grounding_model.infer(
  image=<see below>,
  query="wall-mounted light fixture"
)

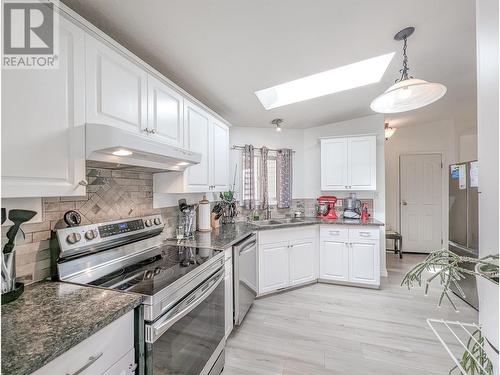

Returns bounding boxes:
[384,123,396,140]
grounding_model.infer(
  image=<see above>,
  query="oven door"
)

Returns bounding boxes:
[145,267,225,375]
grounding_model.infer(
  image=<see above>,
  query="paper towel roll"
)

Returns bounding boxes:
[198,195,211,232]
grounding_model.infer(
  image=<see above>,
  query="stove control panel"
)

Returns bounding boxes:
[56,214,164,259]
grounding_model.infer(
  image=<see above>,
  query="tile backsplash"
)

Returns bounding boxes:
[2,166,180,285]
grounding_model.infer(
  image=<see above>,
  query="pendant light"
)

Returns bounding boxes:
[384,123,396,140]
[271,118,283,132]
[370,27,447,113]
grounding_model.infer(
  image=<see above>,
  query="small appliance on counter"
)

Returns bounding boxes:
[343,193,361,219]
[316,196,338,219]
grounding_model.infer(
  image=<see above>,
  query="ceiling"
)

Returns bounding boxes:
[62,0,477,130]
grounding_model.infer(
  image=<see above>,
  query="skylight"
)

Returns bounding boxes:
[254,52,395,110]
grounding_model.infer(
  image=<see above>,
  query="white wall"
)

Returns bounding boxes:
[476,0,499,349]
[459,133,478,162]
[229,127,305,199]
[384,119,457,249]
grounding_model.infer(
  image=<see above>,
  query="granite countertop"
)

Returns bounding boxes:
[164,217,384,250]
[1,282,143,375]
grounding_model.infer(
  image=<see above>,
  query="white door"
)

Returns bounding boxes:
[147,75,184,147]
[184,101,210,191]
[349,241,378,285]
[289,239,316,286]
[348,136,377,190]
[1,16,86,198]
[319,239,349,281]
[400,154,443,253]
[86,35,148,134]
[211,119,229,191]
[259,242,289,294]
[321,138,348,190]
[224,261,233,338]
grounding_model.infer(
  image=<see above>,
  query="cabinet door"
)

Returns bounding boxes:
[319,239,349,281]
[349,241,379,285]
[211,119,229,191]
[147,75,184,147]
[289,239,316,286]
[86,35,148,134]
[259,242,289,294]
[184,101,210,191]
[1,16,86,198]
[102,349,135,375]
[348,136,376,190]
[321,138,349,190]
[224,262,234,338]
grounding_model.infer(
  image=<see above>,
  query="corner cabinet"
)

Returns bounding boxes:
[153,101,230,194]
[1,15,87,198]
[258,227,318,295]
[320,136,377,191]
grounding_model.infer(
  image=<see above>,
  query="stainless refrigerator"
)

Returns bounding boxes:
[449,160,479,309]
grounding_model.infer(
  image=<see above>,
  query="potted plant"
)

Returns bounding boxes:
[402,249,499,374]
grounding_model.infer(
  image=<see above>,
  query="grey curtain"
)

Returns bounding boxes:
[242,144,255,209]
[276,148,293,208]
[259,146,269,209]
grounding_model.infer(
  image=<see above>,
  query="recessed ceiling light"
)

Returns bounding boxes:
[255,52,395,110]
[112,149,133,156]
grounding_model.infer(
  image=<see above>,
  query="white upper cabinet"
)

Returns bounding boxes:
[1,16,86,198]
[184,101,211,191]
[211,119,230,191]
[321,138,348,190]
[348,136,377,190]
[154,101,230,194]
[320,136,377,191]
[85,34,148,134]
[147,74,184,147]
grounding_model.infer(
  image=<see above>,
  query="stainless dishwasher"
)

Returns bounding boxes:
[233,234,257,326]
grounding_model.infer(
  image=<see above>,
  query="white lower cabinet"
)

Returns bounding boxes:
[258,227,318,295]
[257,225,380,295]
[224,248,234,338]
[32,311,135,375]
[319,226,380,287]
[289,239,317,286]
[319,239,350,282]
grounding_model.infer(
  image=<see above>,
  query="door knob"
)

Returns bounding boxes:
[401,201,408,206]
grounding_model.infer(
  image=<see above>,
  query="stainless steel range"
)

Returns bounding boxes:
[52,215,225,375]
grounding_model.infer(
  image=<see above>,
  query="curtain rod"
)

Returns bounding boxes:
[231,145,296,153]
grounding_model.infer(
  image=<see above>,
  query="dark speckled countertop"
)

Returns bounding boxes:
[1,282,142,375]
[164,217,384,250]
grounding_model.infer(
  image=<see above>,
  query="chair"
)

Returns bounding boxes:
[386,230,403,259]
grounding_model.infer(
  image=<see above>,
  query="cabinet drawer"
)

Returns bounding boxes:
[259,226,317,245]
[32,311,134,375]
[349,228,380,240]
[319,226,349,240]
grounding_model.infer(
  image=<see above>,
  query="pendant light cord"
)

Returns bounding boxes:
[397,36,413,82]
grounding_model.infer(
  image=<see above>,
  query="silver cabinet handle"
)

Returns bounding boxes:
[359,232,371,237]
[401,201,408,206]
[129,363,138,373]
[329,230,340,235]
[65,352,103,375]
[78,179,88,186]
[150,129,156,134]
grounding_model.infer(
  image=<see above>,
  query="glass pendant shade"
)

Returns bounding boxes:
[370,78,447,113]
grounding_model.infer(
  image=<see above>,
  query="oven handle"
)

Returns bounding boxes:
[150,267,224,342]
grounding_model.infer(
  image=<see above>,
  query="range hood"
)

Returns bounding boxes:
[86,124,201,172]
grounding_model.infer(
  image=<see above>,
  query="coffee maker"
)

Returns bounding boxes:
[343,193,361,219]
[316,196,338,219]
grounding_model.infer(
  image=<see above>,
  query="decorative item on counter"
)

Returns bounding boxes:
[210,213,220,229]
[212,190,238,225]
[1,209,37,304]
[361,203,370,223]
[197,195,211,232]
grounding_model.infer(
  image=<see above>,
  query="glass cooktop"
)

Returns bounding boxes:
[88,245,220,296]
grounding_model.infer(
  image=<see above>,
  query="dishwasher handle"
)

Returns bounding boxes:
[234,234,257,254]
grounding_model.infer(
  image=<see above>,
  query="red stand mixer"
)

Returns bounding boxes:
[316,196,338,219]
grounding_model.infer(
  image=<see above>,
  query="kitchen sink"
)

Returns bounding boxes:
[250,218,308,227]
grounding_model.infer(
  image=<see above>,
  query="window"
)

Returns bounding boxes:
[241,152,277,207]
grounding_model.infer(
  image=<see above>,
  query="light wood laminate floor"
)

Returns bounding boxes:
[224,253,478,375]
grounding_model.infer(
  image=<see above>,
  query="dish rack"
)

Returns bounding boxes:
[427,318,495,374]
